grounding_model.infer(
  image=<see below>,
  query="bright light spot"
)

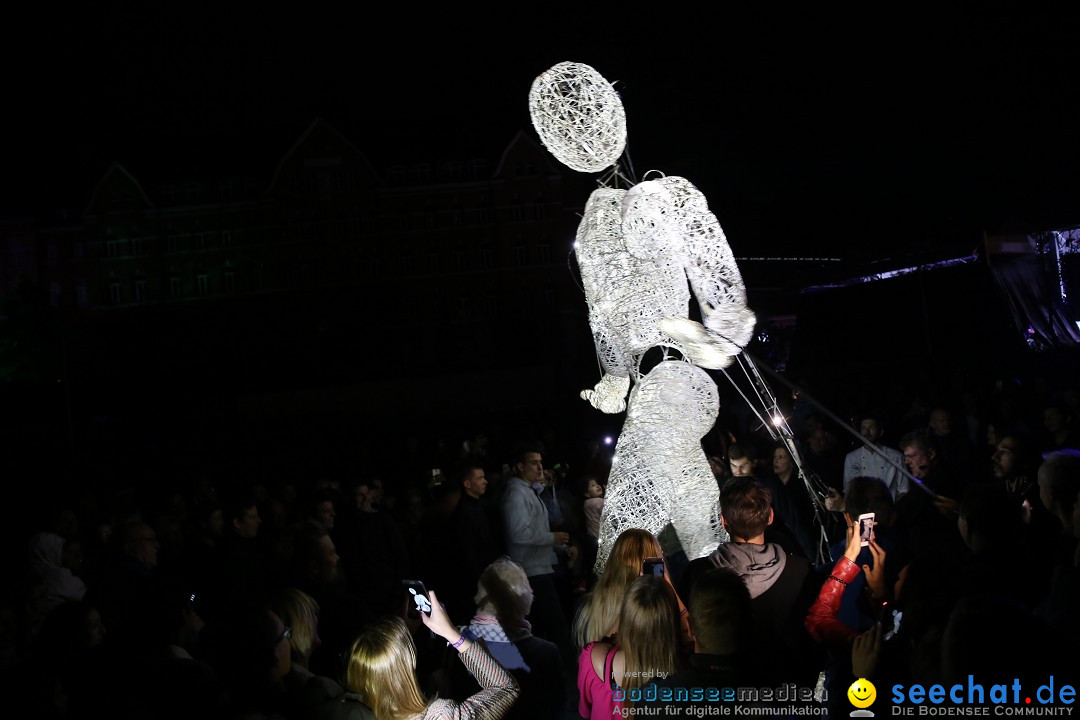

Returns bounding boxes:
[573,241,580,250]
[772,414,784,426]
[603,435,613,445]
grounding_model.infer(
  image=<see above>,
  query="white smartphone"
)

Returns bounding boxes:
[857,512,875,547]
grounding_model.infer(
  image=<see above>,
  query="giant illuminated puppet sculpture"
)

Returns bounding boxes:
[529,62,757,572]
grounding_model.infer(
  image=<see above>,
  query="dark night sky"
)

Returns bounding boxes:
[5,7,1080,257]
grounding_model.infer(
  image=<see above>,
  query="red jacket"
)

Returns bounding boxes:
[804,556,861,648]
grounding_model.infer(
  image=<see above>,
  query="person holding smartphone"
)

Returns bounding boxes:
[344,587,520,720]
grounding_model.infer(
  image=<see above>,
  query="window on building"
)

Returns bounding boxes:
[222,230,232,247]
[539,243,551,264]
[224,271,235,293]
[109,281,123,305]
[195,233,206,250]
[481,248,494,269]
[511,196,523,222]
[253,267,264,290]
[76,283,88,308]
[513,245,526,267]
[170,276,182,299]
[131,238,145,256]
[536,194,549,219]
[134,279,147,303]
[106,240,119,258]
[49,281,62,307]
[197,274,209,295]
[166,235,178,254]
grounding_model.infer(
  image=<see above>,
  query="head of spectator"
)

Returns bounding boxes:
[929,407,953,437]
[857,411,887,445]
[686,567,752,657]
[190,500,225,547]
[345,617,428,720]
[806,425,835,457]
[843,476,896,529]
[772,443,796,482]
[474,556,533,628]
[270,587,322,670]
[512,443,545,487]
[990,432,1040,483]
[306,490,337,531]
[1038,449,1080,531]
[1043,401,1077,447]
[224,493,261,540]
[459,462,488,500]
[584,477,605,500]
[719,477,773,542]
[289,520,341,587]
[120,520,160,571]
[899,429,941,481]
[616,575,681,697]
[350,480,375,513]
[727,443,755,478]
[203,597,291,715]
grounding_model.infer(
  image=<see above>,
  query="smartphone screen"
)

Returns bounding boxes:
[402,579,432,618]
[857,513,875,547]
[643,557,665,577]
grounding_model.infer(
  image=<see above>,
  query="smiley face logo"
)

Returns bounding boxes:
[848,678,876,709]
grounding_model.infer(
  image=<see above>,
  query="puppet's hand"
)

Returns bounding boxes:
[581,374,630,413]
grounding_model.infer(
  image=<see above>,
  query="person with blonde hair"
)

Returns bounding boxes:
[270,587,323,671]
[571,528,688,650]
[577,575,682,719]
[344,587,519,720]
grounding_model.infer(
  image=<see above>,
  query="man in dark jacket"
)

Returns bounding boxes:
[682,477,824,688]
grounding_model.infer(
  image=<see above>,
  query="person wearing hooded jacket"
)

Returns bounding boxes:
[681,477,825,688]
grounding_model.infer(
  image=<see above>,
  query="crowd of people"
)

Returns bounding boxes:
[5,363,1080,719]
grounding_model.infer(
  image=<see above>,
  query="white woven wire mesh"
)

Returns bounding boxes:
[530,63,759,575]
[593,361,729,573]
[528,62,627,173]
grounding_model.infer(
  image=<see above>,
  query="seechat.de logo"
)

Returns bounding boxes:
[890,676,1075,716]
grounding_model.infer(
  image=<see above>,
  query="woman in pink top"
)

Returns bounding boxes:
[577,575,682,720]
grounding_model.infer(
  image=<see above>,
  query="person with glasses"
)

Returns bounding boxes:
[201,597,295,719]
